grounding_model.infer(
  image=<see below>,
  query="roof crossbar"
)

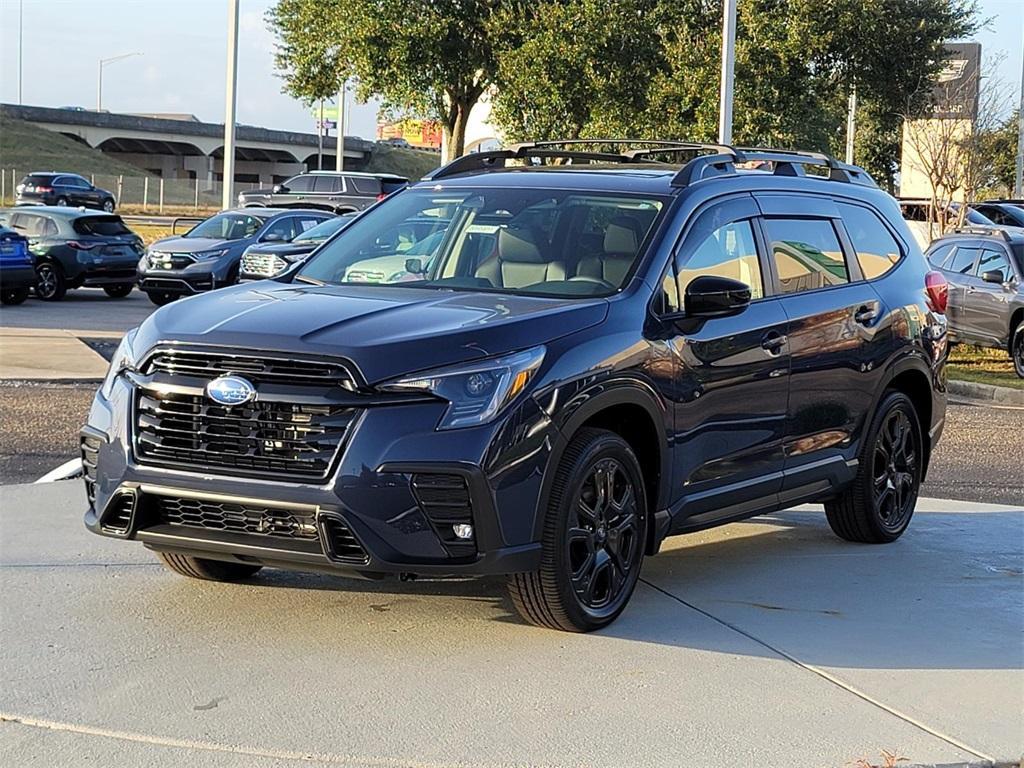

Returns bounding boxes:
[952,226,1012,241]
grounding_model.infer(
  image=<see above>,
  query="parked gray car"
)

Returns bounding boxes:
[237,171,407,214]
[926,227,1024,377]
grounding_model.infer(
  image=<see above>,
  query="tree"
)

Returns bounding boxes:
[268,0,506,161]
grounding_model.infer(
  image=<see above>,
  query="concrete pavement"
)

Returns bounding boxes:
[0,327,118,380]
[1,481,1020,767]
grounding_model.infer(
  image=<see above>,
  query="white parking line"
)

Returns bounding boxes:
[33,458,82,484]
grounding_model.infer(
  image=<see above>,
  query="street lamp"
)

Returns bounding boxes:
[97,52,142,112]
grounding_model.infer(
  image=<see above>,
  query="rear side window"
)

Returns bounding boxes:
[23,174,55,187]
[313,176,341,193]
[947,246,979,275]
[764,218,849,294]
[836,203,901,279]
[677,220,764,300]
[74,216,130,236]
[12,213,51,236]
[380,178,408,195]
[926,243,955,269]
[976,248,1011,280]
[347,177,380,195]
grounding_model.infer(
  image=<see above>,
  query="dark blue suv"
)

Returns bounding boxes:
[83,141,949,632]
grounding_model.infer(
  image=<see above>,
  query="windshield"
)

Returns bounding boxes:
[293,215,352,243]
[297,187,665,297]
[186,212,266,241]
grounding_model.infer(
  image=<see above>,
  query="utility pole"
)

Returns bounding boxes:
[717,0,737,145]
[97,52,141,112]
[222,0,239,211]
[335,80,346,172]
[845,88,857,165]
[1015,22,1023,198]
[317,99,324,170]
[17,0,23,104]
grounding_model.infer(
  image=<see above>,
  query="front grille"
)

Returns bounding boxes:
[411,474,477,558]
[241,251,288,278]
[81,433,102,506]
[135,389,358,480]
[148,251,196,269]
[156,495,320,540]
[145,350,357,389]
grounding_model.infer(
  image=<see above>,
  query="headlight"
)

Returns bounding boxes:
[379,346,545,430]
[196,249,229,260]
[99,329,139,400]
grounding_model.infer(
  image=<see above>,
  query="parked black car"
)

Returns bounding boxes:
[84,142,948,632]
[137,208,333,305]
[239,213,354,280]
[0,207,142,300]
[237,171,407,213]
[16,172,117,212]
[926,226,1024,377]
[0,225,35,305]
[973,201,1024,228]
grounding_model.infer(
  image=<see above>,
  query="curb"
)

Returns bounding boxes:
[948,379,1024,406]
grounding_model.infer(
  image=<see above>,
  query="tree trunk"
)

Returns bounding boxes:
[446,102,471,162]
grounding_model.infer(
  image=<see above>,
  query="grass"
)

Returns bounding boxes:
[947,344,1022,390]
[364,143,440,179]
[130,223,174,247]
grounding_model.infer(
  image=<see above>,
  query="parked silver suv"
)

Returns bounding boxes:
[238,171,407,214]
[926,227,1024,377]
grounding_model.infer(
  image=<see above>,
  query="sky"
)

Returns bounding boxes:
[0,0,1021,140]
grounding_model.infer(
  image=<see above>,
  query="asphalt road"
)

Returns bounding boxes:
[1,482,1019,766]
[0,287,155,332]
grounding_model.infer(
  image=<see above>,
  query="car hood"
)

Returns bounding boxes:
[150,237,234,253]
[135,282,608,383]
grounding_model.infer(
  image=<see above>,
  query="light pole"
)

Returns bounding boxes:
[18,0,23,104]
[1015,19,1023,198]
[717,0,737,145]
[97,52,141,112]
[222,0,239,211]
[335,79,346,172]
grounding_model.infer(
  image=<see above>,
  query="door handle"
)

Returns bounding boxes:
[761,331,787,354]
[854,304,879,325]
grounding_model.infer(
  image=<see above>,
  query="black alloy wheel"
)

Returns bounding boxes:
[870,407,919,534]
[35,262,66,301]
[1013,323,1024,379]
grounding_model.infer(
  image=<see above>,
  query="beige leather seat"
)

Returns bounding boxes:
[474,226,566,288]
[576,217,642,286]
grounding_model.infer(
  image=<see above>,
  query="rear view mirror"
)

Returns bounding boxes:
[405,258,425,274]
[684,275,751,318]
[981,269,1005,285]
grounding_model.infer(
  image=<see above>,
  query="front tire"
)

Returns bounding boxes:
[35,262,66,301]
[1012,321,1023,379]
[103,283,133,298]
[102,198,115,213]
[507,428,647,632]
[1,287,30,305]
[156,552,262,582]
[825,391,923,543]
[146,290,177,306]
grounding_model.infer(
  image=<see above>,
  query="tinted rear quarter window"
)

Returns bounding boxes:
[764,218,849,294]
[836,202,902,279]
[313,176,340,193]
[926,242,955,269]
[947,246,979,275]
[23,174,55,187]
[977,248,1011,279]
[347,177,380,195]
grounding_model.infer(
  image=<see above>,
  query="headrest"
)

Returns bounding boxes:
[604,217,640,255]
[498,226,545,263]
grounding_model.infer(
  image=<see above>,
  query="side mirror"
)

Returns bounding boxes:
[684,275,751,318]
[273,184,288,194]
[262,232,285,242]
[405,257,425,274]
[981,269,1005,285]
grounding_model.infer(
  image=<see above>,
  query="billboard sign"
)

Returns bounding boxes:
[927,42,981,120]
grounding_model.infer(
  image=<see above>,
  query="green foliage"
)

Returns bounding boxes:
[267,0,349,104]
[983,110,1021,195]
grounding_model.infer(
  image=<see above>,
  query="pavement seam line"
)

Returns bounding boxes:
[638,579,998,764]
[0,713,552,768]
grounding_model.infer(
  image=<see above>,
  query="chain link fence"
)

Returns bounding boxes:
[0,167,265,215]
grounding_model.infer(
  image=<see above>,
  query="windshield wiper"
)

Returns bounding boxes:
[293,275,325,286]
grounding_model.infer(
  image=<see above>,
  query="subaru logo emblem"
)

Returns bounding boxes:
[205,375,256,406]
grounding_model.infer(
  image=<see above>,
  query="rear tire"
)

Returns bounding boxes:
[156,552,262,582]
[103,283,133,298]
[507,428,647,632]
[35,262,66,301]
[1012,321,1023,379]
[102,199,115,213]
[1,287,30,305]
[55,196,69,207]
[825,391,922,543]
[146,290,177,306]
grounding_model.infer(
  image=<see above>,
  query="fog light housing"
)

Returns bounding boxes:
[452,524,474,540]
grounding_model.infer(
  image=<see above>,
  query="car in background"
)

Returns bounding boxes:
[15,172,117,212]
[0,207,143,301]
[925,226,1023,377]
[237,171,407,214]
[973,201,1024,228]
[239,213,354,280]
[0,225,35,305]
[899,199,998,250]
[137,208,333,305]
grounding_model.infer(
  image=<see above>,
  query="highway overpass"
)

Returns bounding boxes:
[1,103,374,185]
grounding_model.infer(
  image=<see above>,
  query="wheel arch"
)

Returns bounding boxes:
[534,381,670,554]
[1009,307,1023,353]
[878,362,935,479]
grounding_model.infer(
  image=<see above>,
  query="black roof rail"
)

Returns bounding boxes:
[952,226,1013,241]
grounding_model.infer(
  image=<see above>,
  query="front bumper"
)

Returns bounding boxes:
[82,369,553,577]
[137,256,236,295]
